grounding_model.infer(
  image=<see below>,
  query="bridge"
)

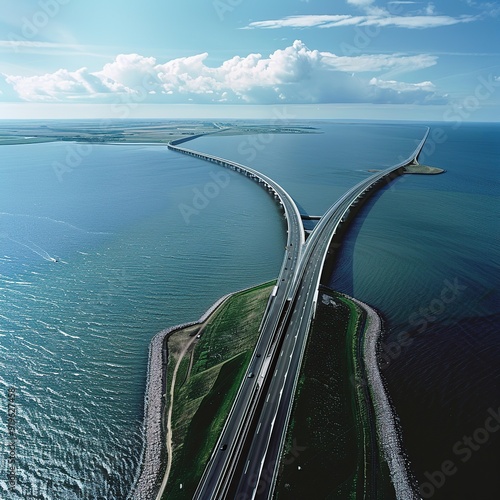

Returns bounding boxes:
[166,139,306,499]
[166,128,429,499]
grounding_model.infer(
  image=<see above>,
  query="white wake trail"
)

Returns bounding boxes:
[3,235,56,262]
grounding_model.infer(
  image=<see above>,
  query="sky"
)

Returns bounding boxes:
[0,0,498,121]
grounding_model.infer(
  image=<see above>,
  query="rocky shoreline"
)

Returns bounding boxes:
[350,295,420,499]
[129,287,253,499]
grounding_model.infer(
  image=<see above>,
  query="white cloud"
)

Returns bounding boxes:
[3,40,443,106]
[4,68,113,102]
[369,78,443,103]
[97,53,159,92]
[347,0,388,16]
[425,3,436,15]
[0,41,90,56]
[370,77,436,92]
[321,52,437,72]
[462,1,500,17]
[245,12,479,30]
[242,15,353,29]
[363,14,476,28]
[0,41,64,49]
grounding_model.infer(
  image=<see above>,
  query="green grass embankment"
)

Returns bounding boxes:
[162,281,275,499]
[275,287,394,499]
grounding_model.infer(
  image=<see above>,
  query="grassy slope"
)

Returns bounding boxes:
[162,281,274,499]
[275,288,393,499]
[275,288,360,498]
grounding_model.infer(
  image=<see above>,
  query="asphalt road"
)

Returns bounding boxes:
[167,142,306,499]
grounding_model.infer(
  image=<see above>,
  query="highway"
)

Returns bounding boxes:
[167,140,306,499]
[233,128,430,499]
[167,128,429,499]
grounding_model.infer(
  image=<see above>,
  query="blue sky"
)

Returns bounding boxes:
[0,0,498,120]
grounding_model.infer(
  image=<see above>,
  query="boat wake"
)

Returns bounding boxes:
[2,235,58,263]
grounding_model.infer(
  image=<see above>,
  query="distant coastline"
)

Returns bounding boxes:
[0,121,318,146]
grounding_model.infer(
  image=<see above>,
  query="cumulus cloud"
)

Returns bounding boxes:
[98,53,158,91]
[3,40,443,105]
[5,68,113,102]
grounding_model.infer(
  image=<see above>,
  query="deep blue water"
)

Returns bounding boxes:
[336,123,500,499]
[0,121,498,499]
[192,121,500,499]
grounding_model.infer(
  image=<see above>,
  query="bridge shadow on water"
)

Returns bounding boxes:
[326,183,393,296]
[294,199,308,218]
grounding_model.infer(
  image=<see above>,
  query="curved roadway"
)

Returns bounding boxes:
[167,140,305,499]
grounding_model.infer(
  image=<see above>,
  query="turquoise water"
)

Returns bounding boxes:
[0,122,498,499]
[0,142,283,499]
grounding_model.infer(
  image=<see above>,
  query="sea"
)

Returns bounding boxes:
[0,120,498,499]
